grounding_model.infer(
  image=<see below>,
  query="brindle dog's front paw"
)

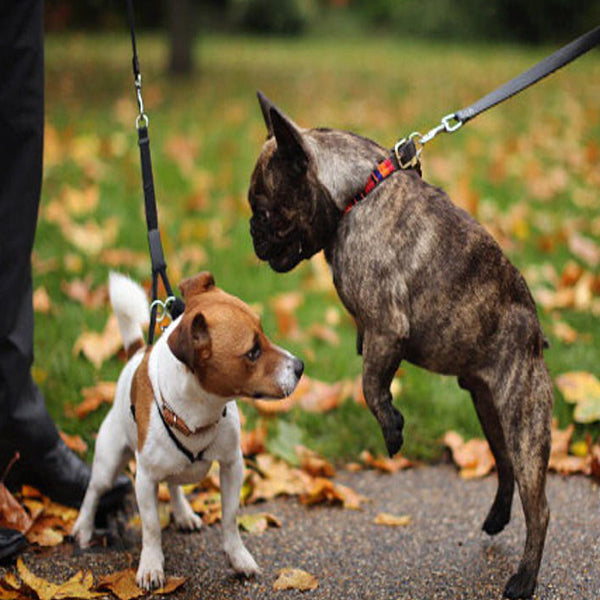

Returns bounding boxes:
[381,406,404,457]
[503,568,536,599]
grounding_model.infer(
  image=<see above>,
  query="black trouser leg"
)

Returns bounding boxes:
[0,0,59,462]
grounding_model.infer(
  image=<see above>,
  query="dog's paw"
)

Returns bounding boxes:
[136,549,165,591]
[71,517,93,548]
[173,508,203,532]
[382,406,404,457]
[482,503,511,536]
[227,545,260,577]
[503,568,536,599]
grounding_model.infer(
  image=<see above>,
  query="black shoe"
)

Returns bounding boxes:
[0,528,26,562]
[5,439,132,513]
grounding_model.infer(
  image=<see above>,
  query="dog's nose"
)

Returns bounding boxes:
[293,358,304,379]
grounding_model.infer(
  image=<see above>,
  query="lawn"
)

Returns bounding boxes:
[35,32,600,463]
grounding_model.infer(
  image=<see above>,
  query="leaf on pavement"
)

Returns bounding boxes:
[237,512,281,535]
[0,483,32,534]
[71,381,116,419]
[95,569,145,600]
[374,512,412,527]
[73,314,122,369]
[299,477,367,510]
[548,422,590,475]
[556,371,600,423]
[360,450,414,473]
[443,431,495,479]
[297,446,335,478]
[273,568,318,591]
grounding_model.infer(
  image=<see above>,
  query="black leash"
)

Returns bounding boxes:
[394,25,600,168]
[125,0,185,345]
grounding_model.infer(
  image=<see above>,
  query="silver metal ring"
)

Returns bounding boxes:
[136,113,149,130]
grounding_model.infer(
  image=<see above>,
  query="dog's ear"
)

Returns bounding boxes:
[257,90,276,137]
[168,311,211,369]
[269,106,310,170]
[179,272,215,300]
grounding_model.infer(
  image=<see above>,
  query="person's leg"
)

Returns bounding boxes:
[0,0,130,519]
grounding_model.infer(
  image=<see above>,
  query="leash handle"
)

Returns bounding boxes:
[125,0,185,345]
[397,25,600,157]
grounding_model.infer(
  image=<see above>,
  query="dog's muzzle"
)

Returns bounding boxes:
[250,213,308,273]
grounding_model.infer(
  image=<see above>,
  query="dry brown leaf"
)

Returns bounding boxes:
[246,455,309,504]
[189,491,221,525]
[237,512,281,534]
[153,577,187,595]
[299,477,367,510]
[374,512,412,527]
[59,431,88,455]
[73,314,122,369]
[297,378,345,413]
[61,278,108,309]
[26,525,63,547]
[443,431,495,479]
[568,233,600,267]
[307,323,340,346]
[72,381,116,419]
[0,586,22,600]
[548,422,590,475]
[251,376,309,415]
[0,483,32,534]
[270,292,304,339]
[551,320,578,344]
[33,287,52,314]
[273,568,318,591]
[240,424,267,456]
[298,447,335,478]
[95,569,145,600]
[99,248,148,270]
[360,450,413,473]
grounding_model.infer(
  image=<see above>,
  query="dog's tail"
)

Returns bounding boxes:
[109,272,149,358]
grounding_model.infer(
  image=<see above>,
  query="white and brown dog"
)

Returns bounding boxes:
[72,271,303,589]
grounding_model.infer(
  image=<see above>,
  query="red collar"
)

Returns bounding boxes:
[344,141,422,214]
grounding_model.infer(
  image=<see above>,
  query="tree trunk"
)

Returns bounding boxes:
[167,0,194,75]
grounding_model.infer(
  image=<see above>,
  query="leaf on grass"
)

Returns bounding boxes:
[33,287,52,314]
[374,512,412,527]
[71,381,116,419]
[0,483,32,534]
[59,431,88,455]
[61,278,108,309]
[297,378,345,413]
[307,323,340,346]
[568,233,600,268]
[73,314,122,369]
[443,431,495,479]
[551,320,579,344]
[556,371,600,423]
[270,292,304,339]
[360,450,413,473]
[273,568,318,591]
[237,512,281,535]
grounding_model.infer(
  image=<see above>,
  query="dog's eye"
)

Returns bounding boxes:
[245,340,262,362]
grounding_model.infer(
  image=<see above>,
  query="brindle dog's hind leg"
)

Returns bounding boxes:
[459,375,515,535]
[361,329,405,457]
[500,358,553,600]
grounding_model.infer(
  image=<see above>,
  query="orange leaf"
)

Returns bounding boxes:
[443,431,495,479]
[360,450,413,473]
[0,483,32,534]
[59,431,88,455]
[33,287,52,314]
[73,314,122,369]
[61,278,108,309]
[71,381,116,419]
[96,569,145,600]
[270,292,304,338]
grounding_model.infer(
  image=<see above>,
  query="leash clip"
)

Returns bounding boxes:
[134,73,149,130]
[394,132,422,169]
[150,296,177,328]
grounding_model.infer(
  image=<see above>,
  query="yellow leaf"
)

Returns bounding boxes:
[374,512,412,527]
[17,558,60,600]
[556,371,600,423]
[273,568,318,591]
[96,569,144,600]
[73,314,123,370]
[237,512,281,535]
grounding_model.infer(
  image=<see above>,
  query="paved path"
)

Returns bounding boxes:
[3,466,599,599]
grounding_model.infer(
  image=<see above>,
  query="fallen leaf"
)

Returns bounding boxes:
[0,483,32,534]
[61,278,108,309]
[73,314,123,369]
[59,431,88,455]
[374,512,412,526]
[99,248,148,270]
[237,512,281,535]
[273,568,318,591]
[556,371,600,423]
[299,477,367,510]
[240,424,267,457]
[33,287,52,314]
[548,421,590,475]
[153,577,187,595]
[26,523,63,547]
[443,431,495,479]
[360,450,413,473]
[551,320,578,344]
[307,323,340,346]
[297,378,345,413]
[568,233,600,267]
[270,292,304,339]
[297,447,335,478]
[71,381,116,419]
[96,569,145,600]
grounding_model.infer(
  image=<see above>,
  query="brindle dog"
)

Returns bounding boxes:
[248,93,553,599]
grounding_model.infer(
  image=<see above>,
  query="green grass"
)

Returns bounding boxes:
[35,32,600,463]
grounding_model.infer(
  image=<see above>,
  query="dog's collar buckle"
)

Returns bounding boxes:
[345,141,421,214]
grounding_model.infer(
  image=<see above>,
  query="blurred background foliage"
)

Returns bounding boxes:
[46,0,600,75]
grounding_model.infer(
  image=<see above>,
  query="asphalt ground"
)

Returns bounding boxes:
[2,466,599,600]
